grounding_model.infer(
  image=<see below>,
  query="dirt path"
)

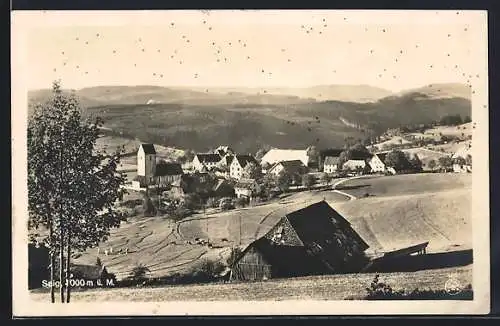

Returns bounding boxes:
[331,175,374,200]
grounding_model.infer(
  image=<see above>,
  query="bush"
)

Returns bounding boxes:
[142,193,156,217]
[182,193,202,210]
[235,196,249,208]
[206,197,219,208]
[129,264,151,282]
[219,197,235,211]
[170,205,192,221]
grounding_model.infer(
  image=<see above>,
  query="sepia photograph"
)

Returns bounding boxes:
[11,9,490,316]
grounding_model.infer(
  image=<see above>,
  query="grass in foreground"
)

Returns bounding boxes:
[30,265,472,302]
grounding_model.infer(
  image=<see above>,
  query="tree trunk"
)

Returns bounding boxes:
[59,230,65,303]
[65,232,71,303]
[48,221,55,303]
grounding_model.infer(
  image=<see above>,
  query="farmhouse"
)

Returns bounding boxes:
[230,201,370,282]
[168,173,215,199]
[234,178,259,199]
[342,159,367,171]
[192,153,222,172]
[261,149,310,167]
[267,160,307,177]
[368,152,388,173]
[318,149,343,172]
[230,154,259,180]
[323,156,340,174]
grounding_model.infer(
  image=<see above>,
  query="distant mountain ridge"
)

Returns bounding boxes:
[28,83,470,108]
[28,83,471,153]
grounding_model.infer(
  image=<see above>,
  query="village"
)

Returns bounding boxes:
[28,115,473,295]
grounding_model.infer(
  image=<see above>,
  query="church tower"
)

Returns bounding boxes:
[137,144,157,185]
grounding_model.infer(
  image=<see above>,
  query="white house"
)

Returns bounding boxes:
[260,149,309,167]
[137,144,157,186]
[343,159,366,171]
[267,160,307,177]
[234,178,259,199]
[323,156,340,174]
[368,153,388,173]
[230,155,259,180]
[192,153,222,172]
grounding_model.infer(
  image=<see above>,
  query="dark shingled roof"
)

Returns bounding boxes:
[155,162,183,176]
[374,152,388,163]
[236,201,370,277]
[324,156,340,166]
[140,143,156,155]
[196,153,222,163]
[234,154,258,168]
[319,149,343,160]
[221,155,234,166]
[283,201,368,249]
[270,160,306,174]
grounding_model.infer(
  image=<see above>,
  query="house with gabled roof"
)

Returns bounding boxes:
[154,161,184,187]
[230,201,370,282]
[192,153,222,172]
[267,160,308,177]
[318,149,343,172]
[261,149,310,167]
[368,152,388,174]
[230,154,259,180]
[323,156,340,174]
[234,178,259,199]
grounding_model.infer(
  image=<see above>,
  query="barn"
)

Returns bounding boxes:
[229,201,370,282]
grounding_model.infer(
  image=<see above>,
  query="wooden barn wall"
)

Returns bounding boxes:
[231,247,272,281]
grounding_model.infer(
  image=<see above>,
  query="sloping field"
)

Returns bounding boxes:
[30,265,471,302]
[333,174,471,253]
[73,174,470,280]
[336,173,471,198]
[336,189,471,253]
[73,189,349,279]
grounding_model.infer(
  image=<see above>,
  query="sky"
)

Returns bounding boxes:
[16,10,487,92]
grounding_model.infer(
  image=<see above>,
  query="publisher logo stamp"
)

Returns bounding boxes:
[445,274,462,295]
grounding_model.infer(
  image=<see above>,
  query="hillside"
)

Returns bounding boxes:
[28,83,471,153]
[397,83,471,100]
[70,173,471,281]
[334,174,472,253]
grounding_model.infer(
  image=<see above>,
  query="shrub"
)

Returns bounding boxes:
[129,264,150,282]
[170,206,192,221]
[206,197,218,208]
[142,193,156,217]
[235,196,249,208]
